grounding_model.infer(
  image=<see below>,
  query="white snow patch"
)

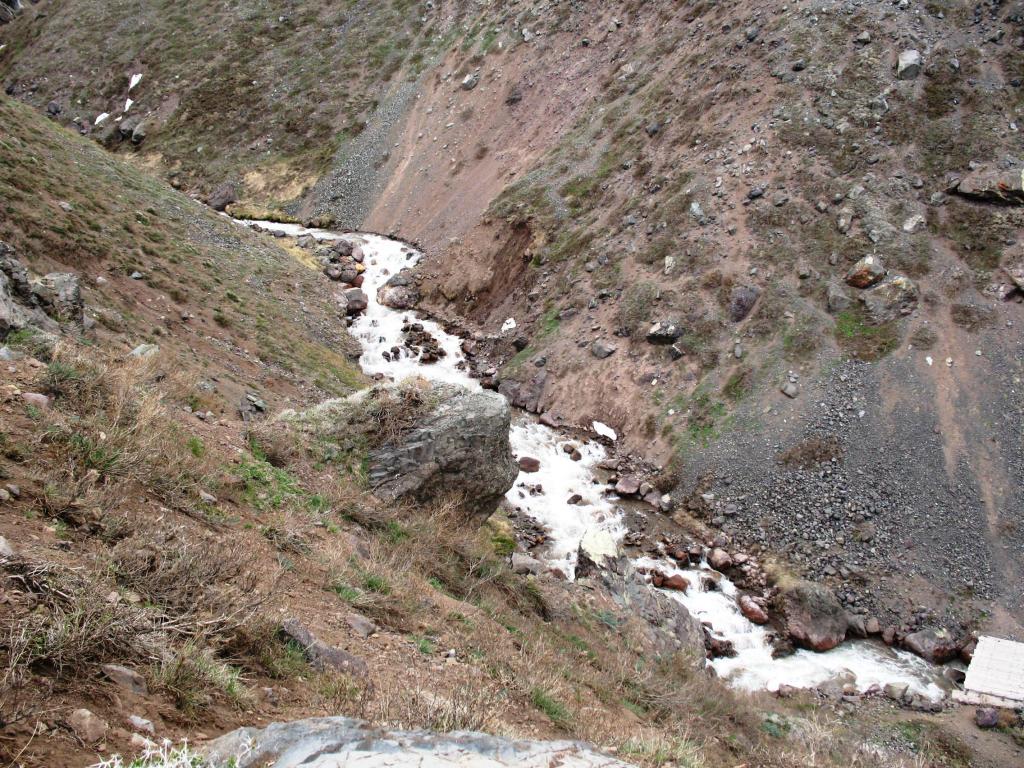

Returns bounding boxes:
[501,317,517,333]
[124,97,134,113]
[592,421,617,441]
[94,112,110,126]
[128,73,143,91]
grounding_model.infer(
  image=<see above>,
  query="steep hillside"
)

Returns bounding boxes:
[2,1,1024,765]
[4,95,999,768]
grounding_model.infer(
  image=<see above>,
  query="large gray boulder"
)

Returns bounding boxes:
[0,242,64,336]
[32,272,84,326]
[288,382,517,519]
[367,383,516,517]
[778,580,849,652]
[204,717,637,767]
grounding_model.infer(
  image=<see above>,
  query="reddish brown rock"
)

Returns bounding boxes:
[517,456,541,473]
[661,573,689,592]
[902,627,960,664]
[614,475,641,495]
[845,255,886,288]
[707,548,733,570]
[738,595,769,624]
[779,581,848,652]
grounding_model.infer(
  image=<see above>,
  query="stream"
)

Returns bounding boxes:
[238,220,951,702]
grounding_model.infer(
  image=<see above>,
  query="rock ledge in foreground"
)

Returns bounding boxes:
[203,716,638,767]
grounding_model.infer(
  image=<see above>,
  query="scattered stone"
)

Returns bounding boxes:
[897,49,922,80]
[511,552,544,575]
[126,715,155,736]
[708,548,733,570]
[101,664,148,695]
[345,613,378,638]
[975,707,999,729]
[518,456,541,473]
[281,618,368,677]
[208,182,238,212]
[728,284,760,321]
[0,536,14,558]
[20,392,50,409]
[129,343,159,358]
[845,255,886,288]
[861,275,918,323]
[780,381,799,399]
[68,708,108,743]
[460,73,479,90]
[646,321,683,344]
[827,283,852,314]
[590,340,617,359]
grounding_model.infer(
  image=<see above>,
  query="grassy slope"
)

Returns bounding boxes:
[0,100,956,768]
[0,95,364,406]
[0,0,447,208]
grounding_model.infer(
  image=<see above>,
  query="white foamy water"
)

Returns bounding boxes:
[505,420,625,574]
[237,219,946,698]
[633,556,947,699]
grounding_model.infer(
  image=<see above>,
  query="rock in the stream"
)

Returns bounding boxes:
[738,595,769,624]
[902,627,960,664]
[778,581,848,652]
[378,271,420,310]
[518,456,541,473]
[204,716,639,768]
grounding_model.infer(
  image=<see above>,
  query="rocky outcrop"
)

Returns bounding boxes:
[1,242,81,336]
[778,581,848,652]
[204,717,638,768]
[950,167,1024,205]
[0,0,21,25]
[366,384,516,517]
[860,275,918,324]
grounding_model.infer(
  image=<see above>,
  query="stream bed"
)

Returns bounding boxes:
[238,220,953,701]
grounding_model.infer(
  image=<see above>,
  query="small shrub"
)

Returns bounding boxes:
[530,687,572,728]
[834,308,899,360]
